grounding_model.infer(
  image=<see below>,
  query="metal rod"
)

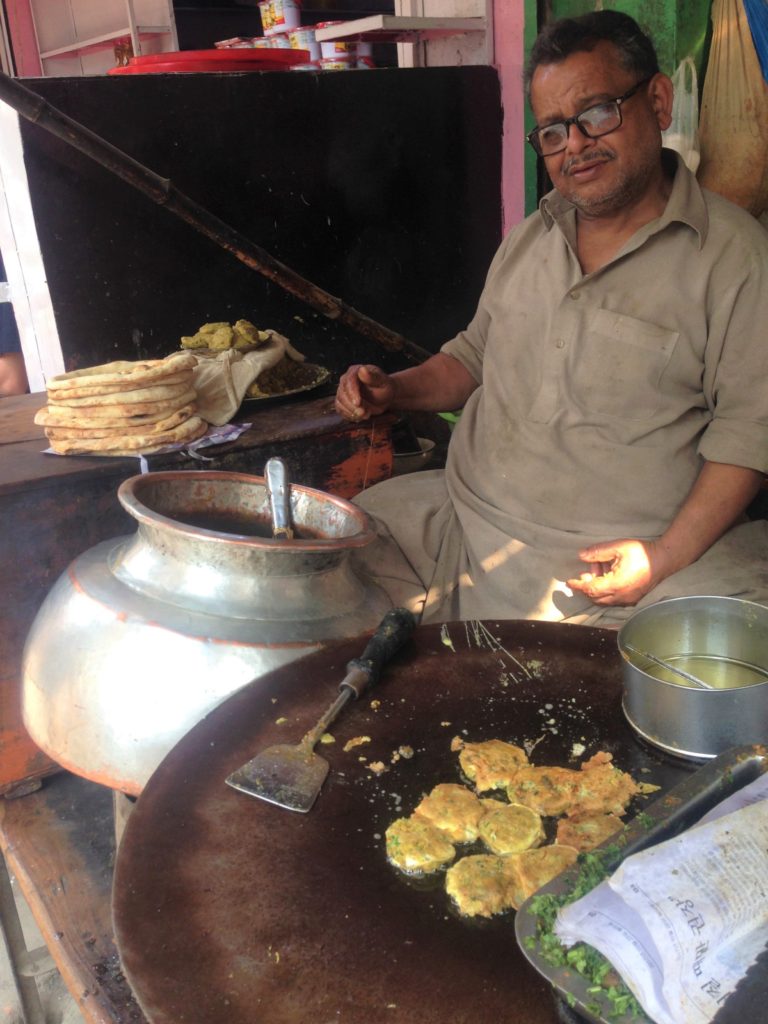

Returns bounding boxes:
[0,71,433,365]
[622,642,714,689]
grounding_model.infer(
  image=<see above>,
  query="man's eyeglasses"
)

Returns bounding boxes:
[526,76,653,157]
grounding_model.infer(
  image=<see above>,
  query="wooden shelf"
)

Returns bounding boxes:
[40,25,171,59]
[313,14,486,44]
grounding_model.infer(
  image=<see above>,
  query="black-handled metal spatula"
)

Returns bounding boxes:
[225,607,416,811]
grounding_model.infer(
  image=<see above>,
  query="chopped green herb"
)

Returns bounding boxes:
[527,848,648,1020]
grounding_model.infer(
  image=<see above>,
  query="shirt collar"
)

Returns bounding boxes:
[538,149,708,249]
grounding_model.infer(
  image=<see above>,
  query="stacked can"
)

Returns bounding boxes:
[258,0,301,37]
[214,37,255,48]
[288,25,321,61]
[315,21,374,70]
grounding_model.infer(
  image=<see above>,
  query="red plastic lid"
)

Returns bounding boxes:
[108,49,310,74]
[108,54,308,74]
[314,20,343,28]
[128,48,307,65]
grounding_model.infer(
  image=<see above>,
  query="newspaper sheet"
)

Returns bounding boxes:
[555,774,768,1024]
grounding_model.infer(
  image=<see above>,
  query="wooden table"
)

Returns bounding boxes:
[0,771,144,1024]
[0,392,394,795]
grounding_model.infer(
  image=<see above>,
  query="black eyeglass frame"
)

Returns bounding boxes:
[526,75,654,157]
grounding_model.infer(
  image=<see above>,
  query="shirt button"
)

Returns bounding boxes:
[555,339,565,349]
[569,290,580,300]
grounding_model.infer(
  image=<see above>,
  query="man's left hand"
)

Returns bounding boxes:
[566,538,673,606]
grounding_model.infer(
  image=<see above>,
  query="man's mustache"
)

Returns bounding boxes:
[563,149,615,175]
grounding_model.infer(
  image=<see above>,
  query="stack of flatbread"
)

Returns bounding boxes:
[34,352,207,456]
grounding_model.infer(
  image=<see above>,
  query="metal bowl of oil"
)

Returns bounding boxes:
[618,595,768,760]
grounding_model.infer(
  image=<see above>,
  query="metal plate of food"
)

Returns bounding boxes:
[112,620,699,1024]
[242,362,331,404]
[515,745,768,1024]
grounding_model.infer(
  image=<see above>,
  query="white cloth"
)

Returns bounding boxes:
[192,331,305,426]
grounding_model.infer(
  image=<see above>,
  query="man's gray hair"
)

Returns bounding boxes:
[524,10,660,99]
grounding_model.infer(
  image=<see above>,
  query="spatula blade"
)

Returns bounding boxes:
[225,744,330,813]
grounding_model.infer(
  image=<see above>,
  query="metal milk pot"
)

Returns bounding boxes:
[22,471,391,795]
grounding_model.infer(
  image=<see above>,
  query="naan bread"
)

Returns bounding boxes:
[46,353,196,393]
[47,415,207,455]
[36,388,198,422]
[44,369,194,400]
[48,379,192,408]
[43,403,198,439]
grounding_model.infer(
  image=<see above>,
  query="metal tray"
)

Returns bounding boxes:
[515,744,768,1024]
[241,363,331,405]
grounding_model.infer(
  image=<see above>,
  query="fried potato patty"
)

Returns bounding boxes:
[556,812,624,852]
[506,751,638,818]
[478,802,545,856]
[505,845,579,909]
[457,738,529,793]
[385,817,456,875]
[505,765,579,816]
[567,752,639,817]
[445,855,516,918]
[413,783,487,843]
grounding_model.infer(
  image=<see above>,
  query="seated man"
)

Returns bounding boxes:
[0,254,28,397]
[334,10,768,627]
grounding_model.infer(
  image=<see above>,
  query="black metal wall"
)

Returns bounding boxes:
[18,67,502,375]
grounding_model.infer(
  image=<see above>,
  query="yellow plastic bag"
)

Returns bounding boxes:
[662,57,701,173]
[698,0,768,215]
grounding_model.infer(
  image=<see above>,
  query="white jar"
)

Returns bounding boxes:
[318,55,355,71]
[316,21,357,58]
[288,25,320,61]
[268,30,293,48]
[271,0,301,35]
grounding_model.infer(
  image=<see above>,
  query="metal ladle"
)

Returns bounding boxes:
[265,457,294,540]
[622,641,715,689]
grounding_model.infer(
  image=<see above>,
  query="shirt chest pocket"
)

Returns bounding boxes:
[571,309,679,420]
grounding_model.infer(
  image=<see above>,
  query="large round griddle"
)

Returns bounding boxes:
[113,620,693,1024]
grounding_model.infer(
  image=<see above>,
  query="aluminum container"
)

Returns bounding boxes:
[22,471,390,795]
[618,595,768,760]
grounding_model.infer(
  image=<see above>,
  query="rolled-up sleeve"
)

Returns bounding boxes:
[699,213,768,473]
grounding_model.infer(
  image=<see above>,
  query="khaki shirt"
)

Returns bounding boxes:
[356,154,768,623]
[442,152,768,540]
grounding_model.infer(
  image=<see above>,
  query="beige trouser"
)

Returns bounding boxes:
[352,472,768,627]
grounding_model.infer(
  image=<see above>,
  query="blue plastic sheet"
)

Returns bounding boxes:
[743,0,768,82]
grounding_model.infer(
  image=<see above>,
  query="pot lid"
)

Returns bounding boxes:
[108,49,310,74]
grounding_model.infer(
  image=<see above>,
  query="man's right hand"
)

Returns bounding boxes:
[335,364,395,421]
